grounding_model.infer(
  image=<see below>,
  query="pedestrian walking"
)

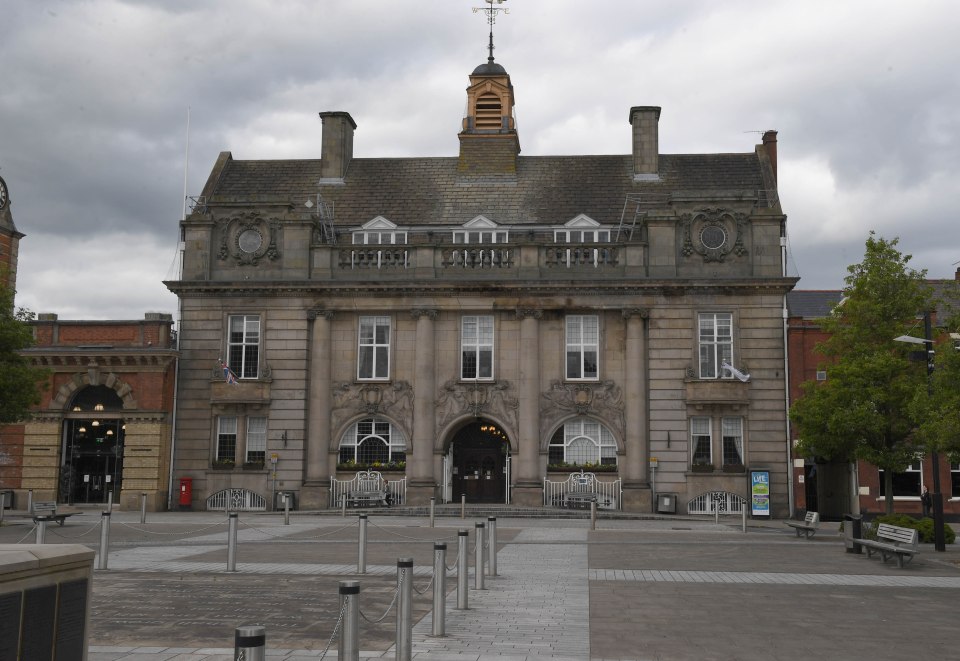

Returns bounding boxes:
[921,485,932,518]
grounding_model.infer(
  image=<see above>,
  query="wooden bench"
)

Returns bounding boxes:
[785,511,820,539]
[32,501,74,527]
[854,523,919,568]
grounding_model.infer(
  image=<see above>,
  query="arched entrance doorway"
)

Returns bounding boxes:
[450,421,508,503]
[59,386,126,504]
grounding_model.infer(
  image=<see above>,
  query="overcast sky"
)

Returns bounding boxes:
[2,0,958,321]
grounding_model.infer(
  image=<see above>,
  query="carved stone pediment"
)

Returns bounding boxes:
[540,380,625,439]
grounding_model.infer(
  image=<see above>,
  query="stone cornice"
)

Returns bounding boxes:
[24,351,177,370]
[410,309,439,320]
[621,308,650,319]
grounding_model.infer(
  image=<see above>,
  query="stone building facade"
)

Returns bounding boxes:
[168,56,795,514]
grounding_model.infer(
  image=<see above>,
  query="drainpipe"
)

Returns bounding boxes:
[781,233,795,518]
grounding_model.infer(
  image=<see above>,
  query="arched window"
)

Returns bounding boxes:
[548,419,617,467]
[338,418,406,466]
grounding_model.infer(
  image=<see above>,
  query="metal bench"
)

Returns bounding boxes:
[561,472,612,509]
[854,523,919,568]
[344,471,390,508]
[32,501,74,527]
[785,511,820,539]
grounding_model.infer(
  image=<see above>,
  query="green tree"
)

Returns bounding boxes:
[790,233,932,514]
[0,278,47,423]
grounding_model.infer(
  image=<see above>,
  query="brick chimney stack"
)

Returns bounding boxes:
[319,111,357,182]
[630,106,661,181]
[762,130,778,183]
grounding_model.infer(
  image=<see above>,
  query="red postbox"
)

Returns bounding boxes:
[178,477,193,510]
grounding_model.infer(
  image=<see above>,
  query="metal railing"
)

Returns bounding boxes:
[543,470,622,510]
[687,490,746,515]
[329,471,407,507]
[206,488,267,512]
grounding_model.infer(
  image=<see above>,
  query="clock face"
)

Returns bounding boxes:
[0,177,7,209]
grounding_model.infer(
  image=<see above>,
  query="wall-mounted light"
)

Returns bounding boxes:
[94,404,104,411]
[72,406,81,412]
[106,429,114,436]
[92,420,100,427]
[78,426,87,433]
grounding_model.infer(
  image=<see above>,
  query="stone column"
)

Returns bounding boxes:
[301,310,333,509]
[513,308,542,506]
[622,308,651,512]
[409,309,438,504]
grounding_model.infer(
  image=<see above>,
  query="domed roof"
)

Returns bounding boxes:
[472,60,508,76]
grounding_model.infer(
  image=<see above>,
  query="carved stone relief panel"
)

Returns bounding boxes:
[680,207,747,263]
[540,379,625,440]
[435,380,519,438]
[216,211,281,266]
[331,381,414,441]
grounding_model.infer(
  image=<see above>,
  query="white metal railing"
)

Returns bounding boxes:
[443,247,513,269]
[329,471,407,507]
[543,470,621,510]
[687,491,746,515]
[206,488,267,512]
[343,248,409,269]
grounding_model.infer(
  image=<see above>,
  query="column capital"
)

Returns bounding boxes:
[410,308,438,320]
[307,309,335,321]
[515,308,543,320]
[621,307,649,320]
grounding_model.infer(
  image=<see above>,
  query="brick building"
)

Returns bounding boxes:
[787,282,960,520]
[168,52,796,514]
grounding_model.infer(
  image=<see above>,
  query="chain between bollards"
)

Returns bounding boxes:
[456,529,469,610]
[97,511,111,570]
[227,512,238,572]
[396,558,413,661]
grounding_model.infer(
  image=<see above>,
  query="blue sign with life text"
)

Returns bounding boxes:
[751,470,770,516]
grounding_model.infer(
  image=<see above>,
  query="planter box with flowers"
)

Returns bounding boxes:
[691,463,715,473]
[242,461,266,471]
[336,460,406,474]
[546,462,617,473]
[211,459,235,471]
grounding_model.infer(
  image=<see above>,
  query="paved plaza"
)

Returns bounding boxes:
[2,508,959,660]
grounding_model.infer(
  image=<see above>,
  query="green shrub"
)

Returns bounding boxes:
[872,514,956,545]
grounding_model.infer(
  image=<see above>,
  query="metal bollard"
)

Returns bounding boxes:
[341,492,347,517]
[396,558,413,661]
[36,517,48,544]
[456,529,469,610]
[106,490,113,513]
[357,514,368,574]
[283,494,290,525]
[227,512,238,572]
[432,543,447,637]
[97,512,111,569]
[742,506,747,533]
[590,500,597,531]
[27,489,33,515]
[487,517,497,576]
[429,497,436,528]
[460,494,466,519]
[474,522,485,590]
[140,492,147,524]
[339,580,360,661]
[234,624,266,661]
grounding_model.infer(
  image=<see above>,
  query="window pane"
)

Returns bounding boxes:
[246,417,267,462]
[478,349,492,378]
[567,438,596,464]
[359,346,373,379]
[374,347,389,379]
[462,351,477,379]
[217,416,237,462]
[566,351,581,379]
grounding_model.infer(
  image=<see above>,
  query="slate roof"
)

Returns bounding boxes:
[786,290,843,319]
[208,152,767,228]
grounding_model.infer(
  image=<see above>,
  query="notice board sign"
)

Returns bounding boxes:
[750,470,770,517]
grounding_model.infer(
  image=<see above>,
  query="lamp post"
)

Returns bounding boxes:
[895,310,946,552]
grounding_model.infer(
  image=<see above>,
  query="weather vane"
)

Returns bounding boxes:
[473,0,509,64]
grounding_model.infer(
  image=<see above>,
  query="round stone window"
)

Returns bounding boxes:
[699,225,726,250]
[238,228,263,254]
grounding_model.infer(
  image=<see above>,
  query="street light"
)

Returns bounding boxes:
[894,310,946,552]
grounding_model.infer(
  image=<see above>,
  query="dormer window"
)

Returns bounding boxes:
[554,215,611,243]
[349,217,407,269]
[453,216,508,244]
[352,217,406,245]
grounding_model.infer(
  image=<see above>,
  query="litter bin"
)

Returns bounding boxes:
[275,491,295,511]
[1,490,13,510]
[843,514,862,554]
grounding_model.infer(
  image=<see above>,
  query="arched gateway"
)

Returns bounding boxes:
[447,420,509,503]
